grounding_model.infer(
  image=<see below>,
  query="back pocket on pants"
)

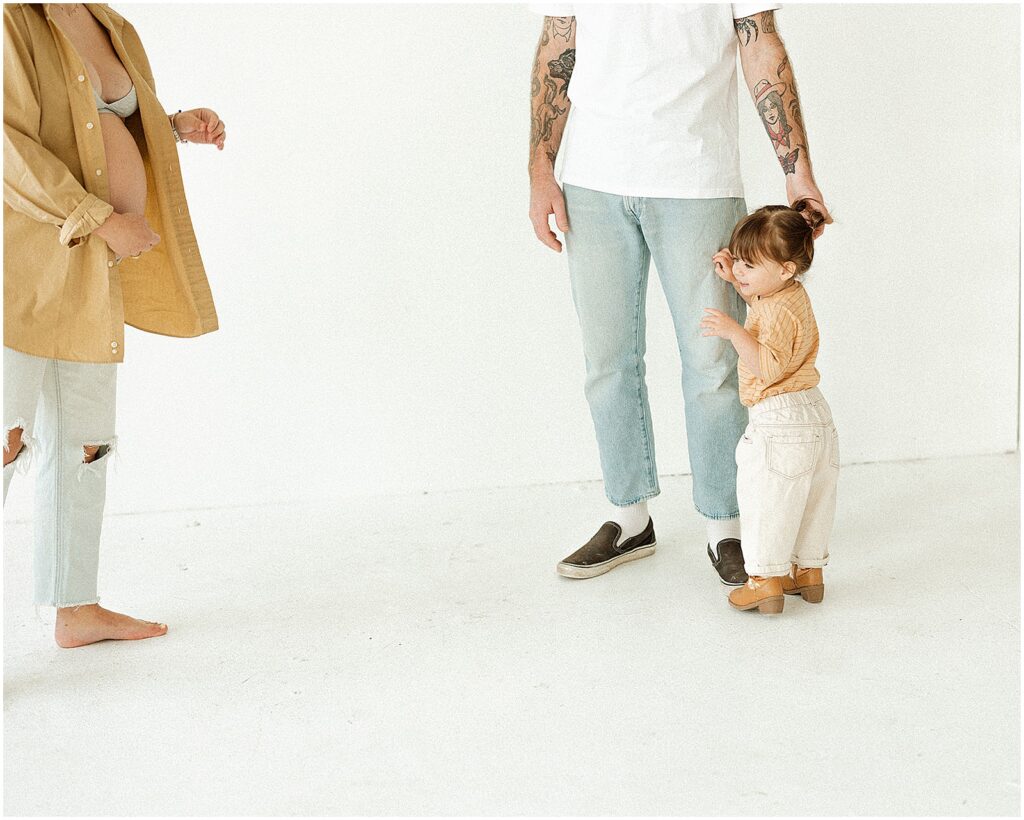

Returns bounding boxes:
[766,433,819,479]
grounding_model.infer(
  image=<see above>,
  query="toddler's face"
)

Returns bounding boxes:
[731,255,795,299]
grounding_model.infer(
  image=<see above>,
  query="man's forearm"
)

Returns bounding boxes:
[735,10,815,180]
[529,16,576,179]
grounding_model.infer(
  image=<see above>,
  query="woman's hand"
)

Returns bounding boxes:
[93,212,160,258]
[700,307,743,341]
[712,248,736,284]
[173,108,226,150]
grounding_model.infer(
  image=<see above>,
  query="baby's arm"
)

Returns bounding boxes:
[728,326,763,377]
[700,309,763,377]
[712,249,753,305]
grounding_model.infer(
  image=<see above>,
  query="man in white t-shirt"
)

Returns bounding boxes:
[527,4,831,584]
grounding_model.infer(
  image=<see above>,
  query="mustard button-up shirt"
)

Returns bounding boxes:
[3,3,218,363]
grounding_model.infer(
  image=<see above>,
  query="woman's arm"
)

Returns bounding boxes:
[3,8,113,247]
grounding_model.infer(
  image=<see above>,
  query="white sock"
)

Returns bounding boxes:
[706,517,741,554]
[608,501,650,545]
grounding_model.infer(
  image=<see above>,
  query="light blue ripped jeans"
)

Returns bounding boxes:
[563,185,748,519]
[3,347,117,607]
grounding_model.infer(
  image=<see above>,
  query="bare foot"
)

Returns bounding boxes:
[54,604,168,648]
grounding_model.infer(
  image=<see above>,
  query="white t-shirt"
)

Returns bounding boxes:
[529,3,780,198]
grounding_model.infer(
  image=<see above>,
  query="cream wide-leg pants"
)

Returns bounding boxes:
[736,386,839,577]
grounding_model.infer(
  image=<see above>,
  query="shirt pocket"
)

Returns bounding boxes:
[766,431,819,479]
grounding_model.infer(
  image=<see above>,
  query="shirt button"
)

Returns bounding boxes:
[107,261,114,268]
[86,122,94,129]
[95,169,102,176]
[111,342,118,350]
[77,74,85,82]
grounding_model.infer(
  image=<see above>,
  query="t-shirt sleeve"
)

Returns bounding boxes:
[732,3,780,20]
[756,304,799,386]
[527,4,575,17]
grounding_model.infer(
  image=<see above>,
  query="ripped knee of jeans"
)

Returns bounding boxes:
[4,419,34,474]
[77,436,118,481]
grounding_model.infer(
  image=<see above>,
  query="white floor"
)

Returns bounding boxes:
[3,453,1020,816]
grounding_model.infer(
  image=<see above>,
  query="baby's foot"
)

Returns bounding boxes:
[54,604,167,648]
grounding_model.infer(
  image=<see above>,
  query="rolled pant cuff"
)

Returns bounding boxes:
[744,563,791,577]
[790,557,829,569]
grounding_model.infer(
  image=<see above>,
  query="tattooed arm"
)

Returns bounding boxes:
[734,10,832,237]
[528,16,576,252]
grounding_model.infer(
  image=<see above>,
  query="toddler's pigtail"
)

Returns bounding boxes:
[791,198,827,233]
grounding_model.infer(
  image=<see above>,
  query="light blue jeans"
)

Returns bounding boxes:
[563,184,748,519]
[3,347,118,607]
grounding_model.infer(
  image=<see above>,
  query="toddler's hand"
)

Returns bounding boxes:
[700,308,742,341]
[712,248,736,284]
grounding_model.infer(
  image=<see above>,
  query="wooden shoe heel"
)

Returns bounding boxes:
[758,595,784,614]
[799,585,824,603]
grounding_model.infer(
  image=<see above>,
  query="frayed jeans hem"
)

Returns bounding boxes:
[48,597,101,609]
[606,489,660,507]
[696,507,740,521]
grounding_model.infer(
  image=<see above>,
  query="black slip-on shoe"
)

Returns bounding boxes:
[708,538,748,586]
[556,518,656,579]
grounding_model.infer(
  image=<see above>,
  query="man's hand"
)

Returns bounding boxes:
[700,307,743,341]
[530,174,569,252]
[93,212,160,258]
[735,11,832,239]
[786,178,832,239]
[174,108,226,150]
[712,248,736,284]
[528,16,575,251]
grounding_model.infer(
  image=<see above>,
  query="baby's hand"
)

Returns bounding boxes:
[712,248,736,284]
[700,308,742,341]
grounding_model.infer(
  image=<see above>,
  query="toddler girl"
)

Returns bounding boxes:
[700,200,838,614]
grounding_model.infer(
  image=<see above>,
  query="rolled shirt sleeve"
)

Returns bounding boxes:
[528,4,575,16]
[3,10,113,247]
[732,4,781,19]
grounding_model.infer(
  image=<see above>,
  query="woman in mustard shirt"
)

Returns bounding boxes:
[3,3,224,647]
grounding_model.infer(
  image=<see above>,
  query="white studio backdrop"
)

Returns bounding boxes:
[4,3,1020,520]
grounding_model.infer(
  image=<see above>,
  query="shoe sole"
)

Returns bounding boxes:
[729,594,784,614]
[718,575,748,588]
[784,585,825,603]
[556,543,656,579]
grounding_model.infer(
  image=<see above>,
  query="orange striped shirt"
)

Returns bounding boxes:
[739,280,821,407]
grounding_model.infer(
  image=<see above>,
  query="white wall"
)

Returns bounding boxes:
[5,3,1019,519]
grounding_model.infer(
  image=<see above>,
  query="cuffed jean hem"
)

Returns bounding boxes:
[47,596,101,608]
[744,562,792,577]
[606,488,660,507]
[790,556,829,569]
[695,506,740,521]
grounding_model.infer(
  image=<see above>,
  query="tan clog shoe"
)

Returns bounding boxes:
[728,575,785,614]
